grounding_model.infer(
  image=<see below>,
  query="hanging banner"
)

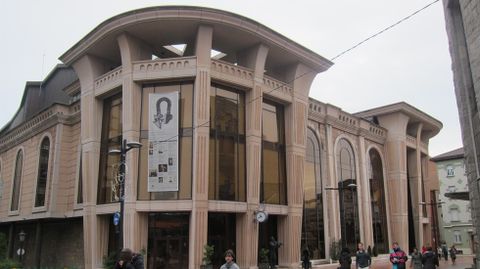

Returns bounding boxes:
[148,92,179,192]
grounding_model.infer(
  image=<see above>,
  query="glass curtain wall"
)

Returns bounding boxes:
[98,94,122,204]
[209,84,246,201]
[138,82,193,200]
[301,129,325,259]
[368,148,389,254]
[261,101,286,205]
[336,138,359,252]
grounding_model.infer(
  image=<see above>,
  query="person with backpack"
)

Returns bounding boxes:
[132,251,144,269]
[339,248,352,269]
[115,248,135,269]
[421,246,439,269]
[390,242,408,269]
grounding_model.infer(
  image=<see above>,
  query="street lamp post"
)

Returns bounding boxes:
[109,139,142,250]
[420,200,443,253]
[18,230,26,264]
[325,181,357,250]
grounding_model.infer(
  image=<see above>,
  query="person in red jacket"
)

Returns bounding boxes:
[390,242,408,269]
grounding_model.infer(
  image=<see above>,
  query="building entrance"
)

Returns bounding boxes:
[208,213,236,268]
[258,215,278,264]
[147,213,189,269]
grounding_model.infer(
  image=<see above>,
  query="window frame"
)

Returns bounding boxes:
[32,134,53,211]
[9,147,25,215]
[74,143,83,208]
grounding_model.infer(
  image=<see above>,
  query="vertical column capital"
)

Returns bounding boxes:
[195,25,214,67]
[286,63,317,100]
[237,43,270,80]
[117,33,152,73]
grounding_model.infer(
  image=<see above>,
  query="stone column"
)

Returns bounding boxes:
[279,63,316,268]
[324,123,339,259]
[117,33,152,251]
[357,135,373,247]
[189,25,213,269]
[72,55,110,269]
[236,43,269,269]
[377,113,409,250]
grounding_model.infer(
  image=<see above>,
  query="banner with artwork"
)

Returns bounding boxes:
[148,92,179,192]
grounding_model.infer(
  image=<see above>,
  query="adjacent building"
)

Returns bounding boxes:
[432,148,474,254]
[442,0,480,266]
[0,6,442,269]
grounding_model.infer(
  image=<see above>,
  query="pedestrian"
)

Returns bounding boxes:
[115,248,135,269]
[421,246,426,254]
[421,246,439,269]
[339,247,352,269]
[436,247,442,260]
[441,242,448,262]
[269,236,282,268]
[220,249,239,269]
[449,245,457,265]
[132,251,144,269]
[390,242,408,269]
[356,243,371,269]
[410,247,422,269]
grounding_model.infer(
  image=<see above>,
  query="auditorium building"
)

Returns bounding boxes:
[0,6,442,269]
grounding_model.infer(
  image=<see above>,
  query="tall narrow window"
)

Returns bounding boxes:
[368,148,389,254]
[11,150,24,211]
[209,84,246,201]
[34,137,50,207]
[335,138,359,252]
[77,152,83,204]
[0,161,3,200]
[301,129,325,259]
[98,94,122,204]
[261,100,286,205]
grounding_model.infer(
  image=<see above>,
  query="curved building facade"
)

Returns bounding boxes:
[0,6,442,269]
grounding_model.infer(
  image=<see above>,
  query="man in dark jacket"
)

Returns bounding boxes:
[356,243,371,269]
[339,248,352,269]
[422,246,439,269]
[132,252,144,269]
[390,242,408,269]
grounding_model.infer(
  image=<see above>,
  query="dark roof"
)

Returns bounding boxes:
[431,147,464,162]
[0,65,77,136]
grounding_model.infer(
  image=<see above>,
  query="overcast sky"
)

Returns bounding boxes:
[0,0,461,156]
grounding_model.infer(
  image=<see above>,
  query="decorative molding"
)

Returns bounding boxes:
[132,57,197,81]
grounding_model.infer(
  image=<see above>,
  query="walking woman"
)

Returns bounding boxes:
[410,248,422,269]
[449,245,457,265]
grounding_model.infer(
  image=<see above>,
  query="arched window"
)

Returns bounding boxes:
[335,138,359,252]
[11,149,23,211]
[368,148,389,254]
[0,160,3,200]
[35,137,50,207]
[301,129,325,259]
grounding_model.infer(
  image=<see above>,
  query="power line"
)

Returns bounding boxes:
[330,0,440,61]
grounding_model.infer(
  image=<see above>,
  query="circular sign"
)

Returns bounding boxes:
[17,248,25,256]
[113,212,121,226]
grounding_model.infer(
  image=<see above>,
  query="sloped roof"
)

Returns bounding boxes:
[431,147,464,162]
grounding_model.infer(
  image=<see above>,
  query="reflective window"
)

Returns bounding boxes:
[261,101,286,205]
[98,94,122,204]
[148,213,189,269]
[209,84,246,201]
[11,150,23,211]
[447,166,455,177]
[368,148,389,254]
[301,129,325,259]
[138,82,193,200]
[77,151,83,204]
[34,137,50,207]
[335,138,359,252]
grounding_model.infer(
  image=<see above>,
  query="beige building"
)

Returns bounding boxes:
[0,6,442,269]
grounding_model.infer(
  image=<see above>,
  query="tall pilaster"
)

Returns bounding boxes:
[72,55,110,269]
[280,63,316,268]
[117,33,151,251]
[358,136,373,247]
[236,43,269,269]
[378,113,410,250]
[190,25,213,269]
